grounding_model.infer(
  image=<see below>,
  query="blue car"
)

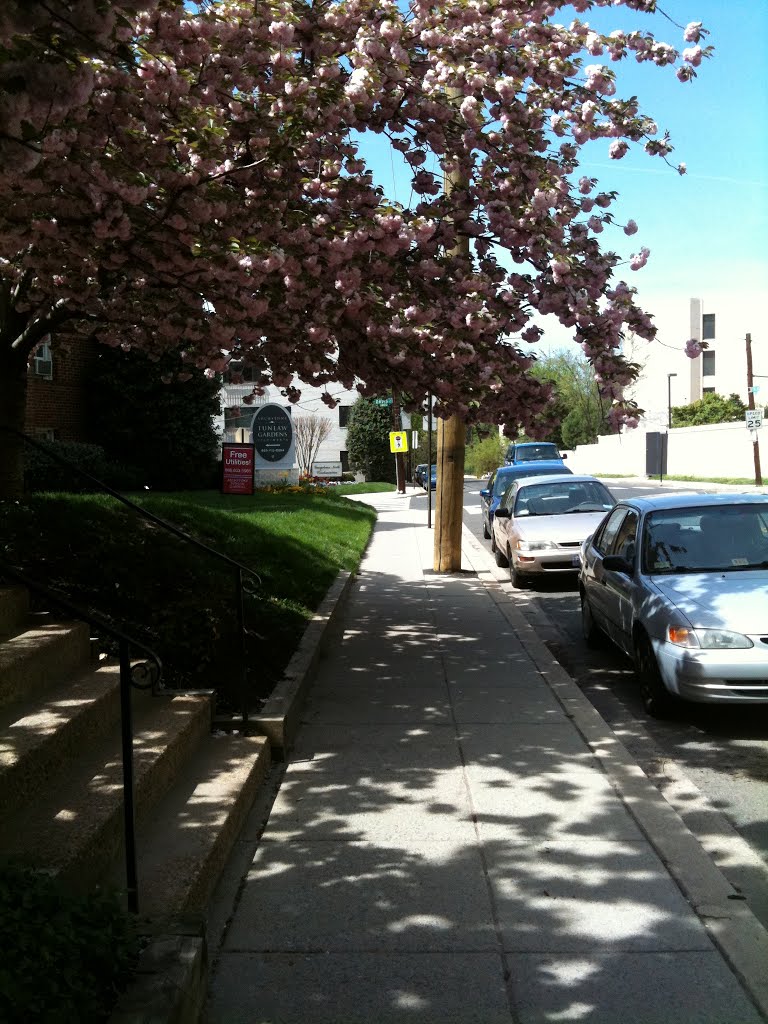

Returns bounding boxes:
[424,464,437,491]
[480,461,572,539]
[505,441,567,467]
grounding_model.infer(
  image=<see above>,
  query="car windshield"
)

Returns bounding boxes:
[512,444,560,462]
[513,480,614,516]
[642,505,768,574]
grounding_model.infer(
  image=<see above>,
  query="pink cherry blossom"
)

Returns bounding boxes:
[685,338,703,358]
[0,0,711,492]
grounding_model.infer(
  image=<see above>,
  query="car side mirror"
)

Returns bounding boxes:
[560,452,567,459]
[602,554,632,575]
[494,507,511,519]
[480,489,489,499]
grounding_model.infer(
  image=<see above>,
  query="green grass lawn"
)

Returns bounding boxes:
[0,488,380,711]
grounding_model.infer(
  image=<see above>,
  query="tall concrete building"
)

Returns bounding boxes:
[629,297,766,429]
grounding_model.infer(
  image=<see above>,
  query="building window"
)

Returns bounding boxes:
[338,405,350,427]
[702,351,716,376]
[703,387,715,395]
[340,450,349,472]
[702,313,716,340]
[32,338,53,379]
[35,428,56,442]
[223,360,257,383]
[224,406,253,431]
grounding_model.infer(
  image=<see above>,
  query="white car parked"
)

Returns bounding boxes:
[491,474,616,589]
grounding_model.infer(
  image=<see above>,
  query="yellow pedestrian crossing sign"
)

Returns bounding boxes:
[389,431,409,453]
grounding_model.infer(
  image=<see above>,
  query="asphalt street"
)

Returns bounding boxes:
[409,474,768,931]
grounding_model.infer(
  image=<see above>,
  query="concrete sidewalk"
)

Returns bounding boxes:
[205,492,768,1024]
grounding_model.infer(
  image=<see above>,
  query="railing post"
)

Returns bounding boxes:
[119,639,139,914]
[235,567,249,725]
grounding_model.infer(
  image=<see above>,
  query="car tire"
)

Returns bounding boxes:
[510,562,527,589]
[483,519,490,540]
[634,633,678,719]
[490,532,508,567]
[580,591,602,647]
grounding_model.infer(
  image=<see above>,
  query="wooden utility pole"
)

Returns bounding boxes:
[746,333,763,487]
[434,413,466,569]
[433,89,468,571]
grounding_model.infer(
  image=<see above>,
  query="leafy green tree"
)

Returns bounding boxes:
[671,393,746,427]
[88,347,221,490]
[527,351,611,447]
[346,398,396,483]
[466,433,505,477]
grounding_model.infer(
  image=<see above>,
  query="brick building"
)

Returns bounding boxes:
[24,337,97,442]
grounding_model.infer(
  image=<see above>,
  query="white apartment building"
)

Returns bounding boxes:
[216,366,360,473]
[629,297,767,429]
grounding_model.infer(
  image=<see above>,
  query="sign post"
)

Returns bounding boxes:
[389,431,409,453]
[745,409,763,431]
[745,332,763,486]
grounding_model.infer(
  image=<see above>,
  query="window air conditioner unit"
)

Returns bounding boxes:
[34,356,53,379]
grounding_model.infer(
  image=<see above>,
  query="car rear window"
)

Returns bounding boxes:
[511,444,561,461]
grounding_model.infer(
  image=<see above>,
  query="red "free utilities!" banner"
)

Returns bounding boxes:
[221,443,255,495]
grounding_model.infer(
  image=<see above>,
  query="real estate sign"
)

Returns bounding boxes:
[222,443,255,495]
[252,404,295,468]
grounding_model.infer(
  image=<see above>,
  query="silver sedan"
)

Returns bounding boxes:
[579,493,768,717]
[491,474,616,589]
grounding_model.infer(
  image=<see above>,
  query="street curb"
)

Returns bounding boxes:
[461,525,768,1022]
[251,568,354,759]
[108,934,206,1024]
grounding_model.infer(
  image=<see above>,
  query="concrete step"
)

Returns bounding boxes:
[0,691,214,886]
[114,733,271,924]
[0,618,91,710]
[0,586,30,639]
[0,662,125,823]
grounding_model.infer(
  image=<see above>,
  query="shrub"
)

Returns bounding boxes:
[346,399,397,482]
[466,433,505,477]
[23,440,145,493]
[0,864,142,1023]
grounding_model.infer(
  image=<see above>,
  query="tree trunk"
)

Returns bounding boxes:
[433,413,465,571]
[0,345,29,499]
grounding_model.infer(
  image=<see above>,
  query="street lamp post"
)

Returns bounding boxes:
[667,373,677,430]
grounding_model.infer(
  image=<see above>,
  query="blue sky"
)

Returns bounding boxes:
[359,1,768,359]
[577,0,768,302]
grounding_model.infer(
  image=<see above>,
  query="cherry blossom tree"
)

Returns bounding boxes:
[0,0,709,497]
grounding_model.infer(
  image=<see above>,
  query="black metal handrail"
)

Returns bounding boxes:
[0,558,162,915]
[1,424,260,722]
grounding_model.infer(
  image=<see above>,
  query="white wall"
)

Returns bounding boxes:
[566,420,764,481]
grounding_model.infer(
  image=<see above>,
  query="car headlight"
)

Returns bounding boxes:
[667,627,753,650]
[516,539,559,552]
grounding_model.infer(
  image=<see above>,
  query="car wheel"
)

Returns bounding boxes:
[580,591,602,647]
[634,633,678,719]
[491,532,508,567]
[510,561,527,589]
[482,518,490,540]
